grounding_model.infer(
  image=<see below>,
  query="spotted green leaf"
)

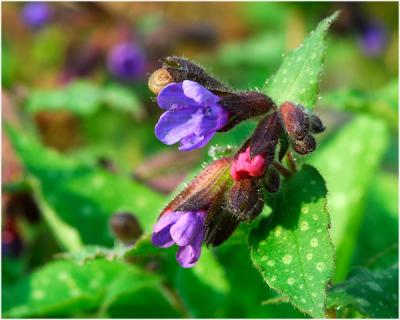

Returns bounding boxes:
[249,165,334,318]
[327,264,399,318]
[309,115,389,280]
[2,260,178,318]
[5,124,165,248]
[264,11,339,108]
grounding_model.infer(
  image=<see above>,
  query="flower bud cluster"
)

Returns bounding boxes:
[279,102,325,155]
[148,56,325,267]
[152,158,263,267]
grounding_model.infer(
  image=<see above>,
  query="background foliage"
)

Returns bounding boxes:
[2,2,398,318]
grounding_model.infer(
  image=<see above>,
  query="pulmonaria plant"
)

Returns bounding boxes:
[149,56,326,268]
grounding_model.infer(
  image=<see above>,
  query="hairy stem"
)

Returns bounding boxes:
[272,161,292,179]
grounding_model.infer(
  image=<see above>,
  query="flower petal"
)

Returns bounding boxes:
[176,230,204,268]
[157,83,199,110]
[170,211,205,246]
[199,104,229,135]
[178,132,215,151]
[182,80,220,106]
[152,228,175,248]
[155,107,203,145]
[152,211,181,248]
[153,211,181,233]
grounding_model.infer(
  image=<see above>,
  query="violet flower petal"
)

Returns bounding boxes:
[176,230,204,268]
[157,83,198,110]
[178,132,215,151]
[182,80,220,105]
[152,228,175,248]
[200,104,229,133]
[170,211,205,246]
[152,211,181,247]
[155,107,203,145]
[155,80,228,151]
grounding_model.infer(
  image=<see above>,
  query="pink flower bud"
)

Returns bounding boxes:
[231,147,267,181]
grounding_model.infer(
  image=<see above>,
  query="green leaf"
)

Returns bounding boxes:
[56,245,127,264]
[327,264,399,318]
[6,124,165,247]
[30,177,83,251]
[321,79,398,131]
[26,81,142,117]
[216,243,304,318]
[26,81,102,116]
[205,32,284,89]
[124,235,168,258]
[175,249,229,317]
[249,165,334,318]
[353,172,398,268]
[309,115,389,280]
[103,84,143,117]
[264,11,339,108]
[2,259,177,318]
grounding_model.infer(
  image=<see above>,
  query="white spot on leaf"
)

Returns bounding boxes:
[282,255,293,265]
[300,221,309,231]
[316,262,325,272]
[310,238,319,247]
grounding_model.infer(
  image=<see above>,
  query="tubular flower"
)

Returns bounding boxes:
[155,80,229,151]
[150,56,274,129]
[152,210,206,268]
[151,158,264,267]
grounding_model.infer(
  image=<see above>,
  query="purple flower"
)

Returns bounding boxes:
[155,80,229,151]
[21,2,52,29]
[360,22,387,57]
[152,210,206,268]
[107,42,146,80]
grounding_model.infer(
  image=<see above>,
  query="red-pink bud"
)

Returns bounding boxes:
[231,147,267,181]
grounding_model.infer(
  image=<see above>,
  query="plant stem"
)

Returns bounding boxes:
[272,161,292,179]
[286,152,297,173]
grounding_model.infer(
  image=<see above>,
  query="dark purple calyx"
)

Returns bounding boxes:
[279,101,325,156]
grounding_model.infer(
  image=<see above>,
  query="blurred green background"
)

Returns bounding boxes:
[2,2,398,318]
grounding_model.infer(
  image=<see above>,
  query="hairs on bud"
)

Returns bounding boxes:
[160,56,231,95]
[292,134,316,155]
[279,102,309,140]
[227,178,264,222]
[249,112,282,160]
